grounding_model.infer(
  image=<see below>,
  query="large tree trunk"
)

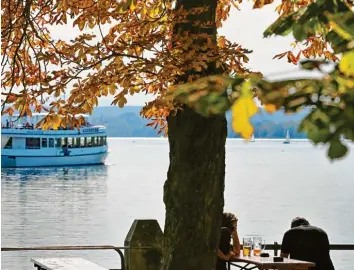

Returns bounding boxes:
[162,1,226,269]
[162,107,227,270]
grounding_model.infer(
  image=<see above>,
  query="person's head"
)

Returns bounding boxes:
[291,217,310,228]
[222,212,238,231]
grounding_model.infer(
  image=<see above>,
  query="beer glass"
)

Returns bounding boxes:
[253,236,265,256]
[242,237,252,256]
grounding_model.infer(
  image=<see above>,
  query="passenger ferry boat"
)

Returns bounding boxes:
[1,113,108,168]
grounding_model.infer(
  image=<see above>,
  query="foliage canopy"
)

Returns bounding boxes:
[2,0,353,158]
[1,0,251,131]
[170,0,354,160]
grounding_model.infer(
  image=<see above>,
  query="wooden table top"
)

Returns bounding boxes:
[230,255,315,269]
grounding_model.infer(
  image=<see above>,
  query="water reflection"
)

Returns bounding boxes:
[1,165,108,185]
[1,164,110,253]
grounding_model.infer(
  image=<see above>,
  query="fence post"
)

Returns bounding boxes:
[124,219,163,270]
[274,241,279,256]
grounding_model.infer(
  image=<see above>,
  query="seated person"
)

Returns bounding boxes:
[216,212,241,270]
[280,217,335,270]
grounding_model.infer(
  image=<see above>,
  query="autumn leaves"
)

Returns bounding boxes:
[1,0,354,158]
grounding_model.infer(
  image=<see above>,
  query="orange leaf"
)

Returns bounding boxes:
[287,52,297,64]
[253,0,274,9]
[7,94,17,103]
[273,52,287,60]
[264,104,277,113]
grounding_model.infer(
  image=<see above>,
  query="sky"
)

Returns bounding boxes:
[39,1,322,106]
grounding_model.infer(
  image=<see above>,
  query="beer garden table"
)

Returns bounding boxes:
[228,255,315,270]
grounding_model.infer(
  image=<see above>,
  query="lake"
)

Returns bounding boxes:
[1,138,354,270]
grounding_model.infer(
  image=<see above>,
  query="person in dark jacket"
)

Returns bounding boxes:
[280,217,335,270]
[216,212,241,270]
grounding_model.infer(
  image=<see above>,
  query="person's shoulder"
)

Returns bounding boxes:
[309,225,328,235]
[285,227,299,234]
[284,226,309,237]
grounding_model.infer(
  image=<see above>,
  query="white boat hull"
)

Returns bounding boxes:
[1,152,108,168]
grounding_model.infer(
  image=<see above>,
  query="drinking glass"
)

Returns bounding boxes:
[253,237,265,256]
[242,237,252,256]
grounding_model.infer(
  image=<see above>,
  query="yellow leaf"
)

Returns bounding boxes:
[78,20,85,31]
[339,51,354,77]
[88,21,95,29]
[42,119,50,130]
[128,0,136,11]
[82,101,91,112]
[218,36,226,48]
[52,114,61,130]
[118,96,127,108]
[109,83,116,95]
[101,86,108,96]
[232,81,258,139]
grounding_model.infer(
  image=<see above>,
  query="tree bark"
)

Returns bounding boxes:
[162,107,227,270]
[162,2,226,269]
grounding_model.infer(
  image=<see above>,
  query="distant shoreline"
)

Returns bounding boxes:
[107,137,311,141]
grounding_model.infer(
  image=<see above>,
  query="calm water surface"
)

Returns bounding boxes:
[1,139,354,270]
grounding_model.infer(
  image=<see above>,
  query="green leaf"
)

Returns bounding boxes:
[263,14,296,38]
[328,139,348,159]
[307,128,330,144]
[326,31,349,54]
[300,60,328,70]
[325,11,354,40]
[298,3,322,24]
[293,23,307,41]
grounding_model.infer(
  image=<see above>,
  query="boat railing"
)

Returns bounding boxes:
[1,125,106,132]
[2,125,35,130]
[25,146,41,149]
[2,243,354,270]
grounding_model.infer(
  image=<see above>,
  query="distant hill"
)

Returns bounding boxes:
[1,105,310,138]
[89,106,310,138]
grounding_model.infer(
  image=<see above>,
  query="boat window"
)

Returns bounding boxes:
[56,138,62,147]
[99,136,104,146]
[62,137,68,147]
[103,136,107,145]
[26,138,40,149]
[4,137,13,149]
[87,137,92,147]
[68,138,74,148]
[80,137,86,147]
[91,136,95,147]
[42,138,48,148]
[49,138,54,147]
[76,137,80,148]
[96,136,100,146]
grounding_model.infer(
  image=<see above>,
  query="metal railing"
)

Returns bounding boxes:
[263,242,354,256]
[1,245,127,270]
[2,243,354,270]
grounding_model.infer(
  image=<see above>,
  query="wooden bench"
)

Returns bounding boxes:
[31,257,109,270]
